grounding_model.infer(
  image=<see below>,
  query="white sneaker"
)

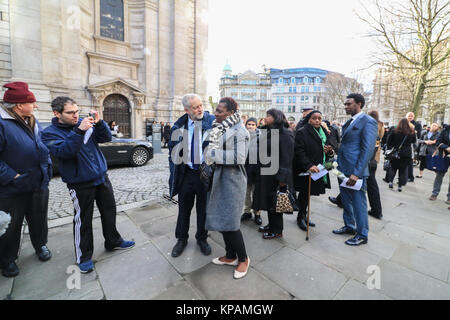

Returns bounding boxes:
[233,257,250,279]
[212,257,238,266]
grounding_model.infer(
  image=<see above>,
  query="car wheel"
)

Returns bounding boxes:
[130,147,149,167]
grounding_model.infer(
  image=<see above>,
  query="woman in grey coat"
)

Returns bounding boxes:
[204,97,250,279]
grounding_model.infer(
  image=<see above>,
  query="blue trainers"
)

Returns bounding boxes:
[78,260,94,274]
[114,240,135,250]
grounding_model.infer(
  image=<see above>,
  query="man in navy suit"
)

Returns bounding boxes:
[332,94,378,246]
[168,94,215,258]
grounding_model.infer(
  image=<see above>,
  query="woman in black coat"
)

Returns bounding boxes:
[252,109,294,239]
[294,110,335,231]
[386,118,417,191]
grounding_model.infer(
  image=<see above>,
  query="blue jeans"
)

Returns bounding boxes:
[339,177,369,238]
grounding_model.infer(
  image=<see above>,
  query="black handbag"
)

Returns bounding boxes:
[383,159,391,171]
[385,136,407,161]
[199,162,215,191]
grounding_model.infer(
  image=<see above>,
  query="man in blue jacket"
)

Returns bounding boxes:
[42,97,134,273]
[0,82,52,277]
[332,94,378,246]
[168,94,215,258]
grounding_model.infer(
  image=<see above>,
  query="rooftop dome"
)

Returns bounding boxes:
[223,63,232,72]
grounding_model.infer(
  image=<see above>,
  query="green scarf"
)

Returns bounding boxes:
[314,126,328,184]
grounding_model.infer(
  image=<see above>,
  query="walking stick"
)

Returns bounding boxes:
[306,173,311,241]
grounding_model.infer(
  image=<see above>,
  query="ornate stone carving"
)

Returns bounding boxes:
[133,93,145,107]
[90,90,106,105]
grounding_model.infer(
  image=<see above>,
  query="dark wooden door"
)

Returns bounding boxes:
[103,94,131,138]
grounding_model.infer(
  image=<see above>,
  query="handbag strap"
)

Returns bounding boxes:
[398,135,408,150]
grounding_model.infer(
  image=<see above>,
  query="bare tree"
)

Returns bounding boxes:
[320,72,364,121]
[359,0,450,115]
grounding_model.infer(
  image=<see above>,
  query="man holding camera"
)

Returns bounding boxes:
[42,97,135,274]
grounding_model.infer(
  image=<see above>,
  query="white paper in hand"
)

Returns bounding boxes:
[311,164,328,181]
[340,178,363,191]
[84,127,93,144]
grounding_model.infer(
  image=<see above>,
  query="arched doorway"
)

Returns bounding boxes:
[103,94,131,138]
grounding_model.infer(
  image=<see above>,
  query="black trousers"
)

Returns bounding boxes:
[367,164,382,216]
[222,230,247,262]
[0,188,49,267]
[267,210,283,234]
[297,191,308,219]
[419,155,427,171]
[175,168,208,241]
[389,158,409,186]
[408,160,414,180]
[68,176,122,264]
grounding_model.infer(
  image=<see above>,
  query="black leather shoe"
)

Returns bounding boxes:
[254,215,263,225]
[332,226,357,235]
[1,262,19,278]
[197,240,211,256]
[368,210,383,220]
[345,235,368,246]
[328,196,343,208]
[296,217,316,231]
[36,246,52,262]
[262,232,282,239]
[171,240,187,258]
[241,212,252,222]
[258,225,270,233]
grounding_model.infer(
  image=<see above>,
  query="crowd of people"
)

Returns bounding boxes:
[1,81,448,280]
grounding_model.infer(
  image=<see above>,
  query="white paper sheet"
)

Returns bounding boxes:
[84,127,93,144]
[340,178,363,191]
[311,164,328,181]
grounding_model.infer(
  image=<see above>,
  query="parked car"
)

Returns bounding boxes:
[40,123,153,175]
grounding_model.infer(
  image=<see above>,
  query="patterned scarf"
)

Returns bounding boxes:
[208,110,242,150]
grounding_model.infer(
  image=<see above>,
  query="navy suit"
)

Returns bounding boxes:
[168,112,215,241]
[337,113,378,238]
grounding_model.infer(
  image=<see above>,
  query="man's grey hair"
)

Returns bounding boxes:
[2,102,16,109]
[182,93,201,109]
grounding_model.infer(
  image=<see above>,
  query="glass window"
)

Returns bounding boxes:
[293,106,296,113]
[100,0,124,41]
[288,106,292,113]
[293,96,296,103]
[305,87,309,93]
[303,76,308,83]
[279,78,283,84]
[289,87,292,93]
[293,87,297,93]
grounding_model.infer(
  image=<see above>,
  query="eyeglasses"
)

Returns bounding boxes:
[63,110,79,115]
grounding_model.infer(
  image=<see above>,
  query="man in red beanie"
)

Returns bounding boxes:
[0,82,53,277]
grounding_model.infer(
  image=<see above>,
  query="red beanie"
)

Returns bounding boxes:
[3,82,36,104]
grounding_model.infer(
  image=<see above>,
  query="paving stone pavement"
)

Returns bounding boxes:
[1,159,450,300]
[47,149,173,220]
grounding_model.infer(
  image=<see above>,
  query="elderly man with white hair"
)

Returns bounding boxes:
[0,82,53,278]
[168,94,215,258]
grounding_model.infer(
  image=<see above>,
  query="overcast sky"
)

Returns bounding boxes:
[207,0,378,99]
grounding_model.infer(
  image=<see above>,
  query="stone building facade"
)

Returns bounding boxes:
[270,68,327,122]
[0,0,208,138]
[370,64,450,127]
[219,64,271,119]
